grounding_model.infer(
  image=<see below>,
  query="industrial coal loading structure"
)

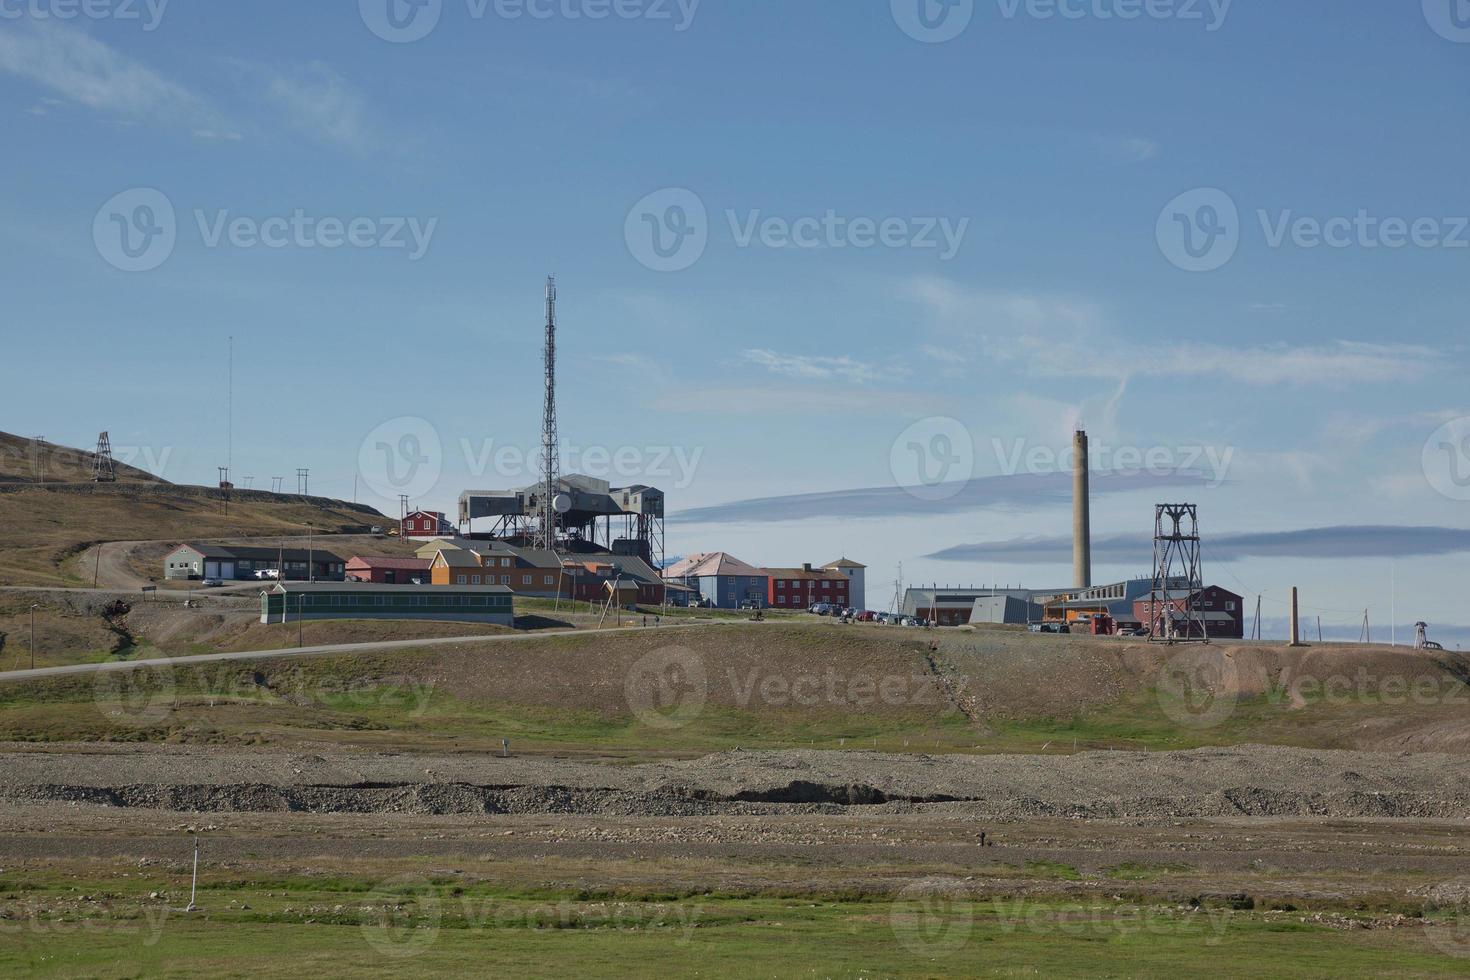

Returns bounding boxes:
[455,276,666,570]
[459,476,665,568]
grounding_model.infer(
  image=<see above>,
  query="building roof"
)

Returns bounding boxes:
[763,567,847,581]
[267,582,511,595]
[569,553,663,585]
[432,550,483,569]
[823,557,866,569]
[176,543,344,563]
[664,552,764,579]
[345,556,432,571]
[505,545,562,569]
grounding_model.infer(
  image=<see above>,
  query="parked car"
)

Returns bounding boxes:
[856,610,878,622]
[811,603,833,616]
[1028,622,1070,634]
[739,600,763,611]
[253,569,280,580]
[201,578,225,588]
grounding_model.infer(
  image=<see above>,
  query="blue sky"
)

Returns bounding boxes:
[2,1,1468,641]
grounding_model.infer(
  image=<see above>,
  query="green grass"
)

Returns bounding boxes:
[2,872,1466,978]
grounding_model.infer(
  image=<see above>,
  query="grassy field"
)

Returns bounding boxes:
[2,867,1466,978]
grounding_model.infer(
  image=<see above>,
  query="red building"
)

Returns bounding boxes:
[345,556,433,585]
[402,511,452,540]
[1132,585,1245,639]
[763,563,851,610]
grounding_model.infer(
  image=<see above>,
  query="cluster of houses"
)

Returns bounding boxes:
[163,534,867,614]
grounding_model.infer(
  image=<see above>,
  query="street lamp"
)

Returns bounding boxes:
[30,604,38,670]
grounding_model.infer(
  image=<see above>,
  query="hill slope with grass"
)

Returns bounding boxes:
[0,430,390,586]
[4,623,1466,756]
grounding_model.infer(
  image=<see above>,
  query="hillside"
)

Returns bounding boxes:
[5,623,1467,756]
[0,431,390,586]
[0,431,165,485]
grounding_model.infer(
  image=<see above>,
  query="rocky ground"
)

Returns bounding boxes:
[2,743,1467,820]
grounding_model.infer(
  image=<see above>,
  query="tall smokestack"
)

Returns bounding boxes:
[1073,428,1091,589]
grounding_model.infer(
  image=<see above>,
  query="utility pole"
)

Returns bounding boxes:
[185,833,201,913]
[30,604,37,670]
[93,545,102,589]
[1252,596,1262,641]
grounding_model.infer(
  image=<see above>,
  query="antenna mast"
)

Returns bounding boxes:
[537,276,561,551]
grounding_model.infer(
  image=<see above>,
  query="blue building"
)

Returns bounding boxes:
[661,552,769,609]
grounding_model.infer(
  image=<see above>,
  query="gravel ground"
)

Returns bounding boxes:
[2,743,1467,819]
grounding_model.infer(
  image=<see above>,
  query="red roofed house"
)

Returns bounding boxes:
[345,556,433,585]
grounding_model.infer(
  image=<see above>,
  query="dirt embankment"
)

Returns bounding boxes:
[2,744,1467,820]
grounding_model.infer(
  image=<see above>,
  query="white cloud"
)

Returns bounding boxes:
[650,385,939,416]
[249,60,374,152]
[1096,135,1160,163]
[0,19,214,125]
[903,275,1440,387]
[740,349,891,385]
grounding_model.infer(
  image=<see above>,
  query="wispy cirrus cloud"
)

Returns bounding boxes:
[928,525,1470,564]
[903,275,1442,387]
[740,349,891,385]
[247,60,375,152]
[0,19,229,133]
[1095,135,1160,163]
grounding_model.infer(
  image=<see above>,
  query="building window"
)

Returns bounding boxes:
[471,575,481,585]
[544,576,554,585]
[458,575,467,585]
[501,576,510,585]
